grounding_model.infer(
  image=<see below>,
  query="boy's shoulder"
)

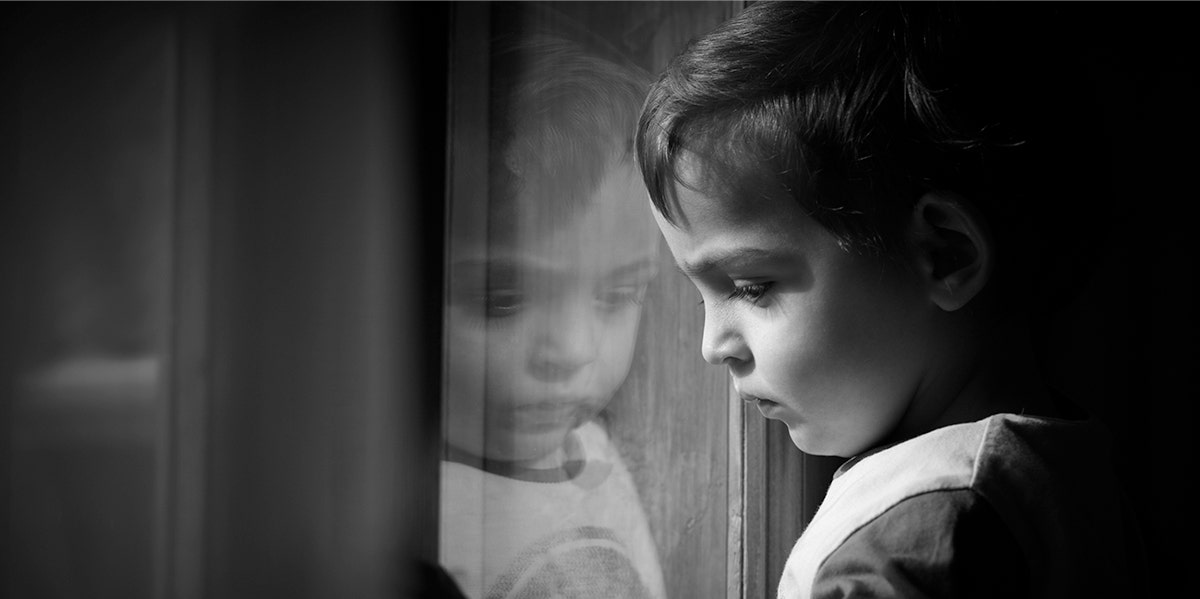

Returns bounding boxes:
[782,414,1139,598]
[821,413,1116,530]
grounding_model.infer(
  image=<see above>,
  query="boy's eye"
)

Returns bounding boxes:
[728,282,773,305]
[485,290,524,318]
[596,284,645,311]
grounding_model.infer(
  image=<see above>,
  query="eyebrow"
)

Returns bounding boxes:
[676,247,783,277]
[451,256,659,281]
[604,258,660,281]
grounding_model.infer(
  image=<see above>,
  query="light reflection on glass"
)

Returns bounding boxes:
[440,6,667,598]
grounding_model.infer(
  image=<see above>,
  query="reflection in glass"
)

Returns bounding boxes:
[440,8,667,599]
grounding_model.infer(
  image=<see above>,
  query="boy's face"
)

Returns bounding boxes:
[446,162,659,464]
[655,154,936,457]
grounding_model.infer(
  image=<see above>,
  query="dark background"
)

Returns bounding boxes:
[1027,4,1196,590]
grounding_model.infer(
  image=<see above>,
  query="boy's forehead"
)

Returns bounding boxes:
[455,164,660,272]
[497,163,654,237]
[489,218,654,259]
[671,151,795,225]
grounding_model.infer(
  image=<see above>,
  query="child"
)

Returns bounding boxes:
[637,2,1145,597]
[438,23,668,599]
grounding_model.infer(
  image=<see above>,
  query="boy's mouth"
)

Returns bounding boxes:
[740,392,787,420]
[739,392,776,406]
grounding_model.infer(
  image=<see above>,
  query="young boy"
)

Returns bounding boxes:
[637,2,1145,597]
[438,22,667,599]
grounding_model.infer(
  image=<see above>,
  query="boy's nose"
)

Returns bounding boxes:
[701,307,750,366]
[529,304,598,381]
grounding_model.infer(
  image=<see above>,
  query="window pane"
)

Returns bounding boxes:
[440,3,735,598]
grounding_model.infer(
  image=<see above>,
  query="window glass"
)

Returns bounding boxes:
[440,3,736,598]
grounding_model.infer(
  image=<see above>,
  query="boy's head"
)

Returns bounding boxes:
[640,1,1108,311]
[638,1,1108,456]
[445,26,658,465]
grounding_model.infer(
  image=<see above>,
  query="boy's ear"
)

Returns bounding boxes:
[908,192,992,312]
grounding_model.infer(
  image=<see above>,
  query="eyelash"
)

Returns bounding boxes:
[729,282,772,304]
[596,286,646,311]
[484,290,523,318]
[697,282,774,306]
[480,285,645,319]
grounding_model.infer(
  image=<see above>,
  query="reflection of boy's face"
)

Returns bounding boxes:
[447,162,659,464]
[655,153,936,458]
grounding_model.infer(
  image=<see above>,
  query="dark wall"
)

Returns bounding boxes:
[2,2,450,598]
[1030,5,1196,593]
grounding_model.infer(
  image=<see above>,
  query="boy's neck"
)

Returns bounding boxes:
[444,430,587,483]
[885,318,1066,449]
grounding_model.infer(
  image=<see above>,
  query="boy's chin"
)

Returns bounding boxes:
[483,427,575,466]
[788,426,855,458]
[788,428,817,454]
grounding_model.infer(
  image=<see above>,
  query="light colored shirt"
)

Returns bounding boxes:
[780,413,1145,598]
[440,420,666,599]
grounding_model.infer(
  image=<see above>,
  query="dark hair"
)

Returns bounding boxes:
[488,7,651,228]
[638,1,1111,312]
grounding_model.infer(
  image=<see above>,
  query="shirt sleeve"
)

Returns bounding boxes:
[811,489,1029,599]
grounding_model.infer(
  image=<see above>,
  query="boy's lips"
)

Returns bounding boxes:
[739,391,786,418]
[737,389,775,404]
